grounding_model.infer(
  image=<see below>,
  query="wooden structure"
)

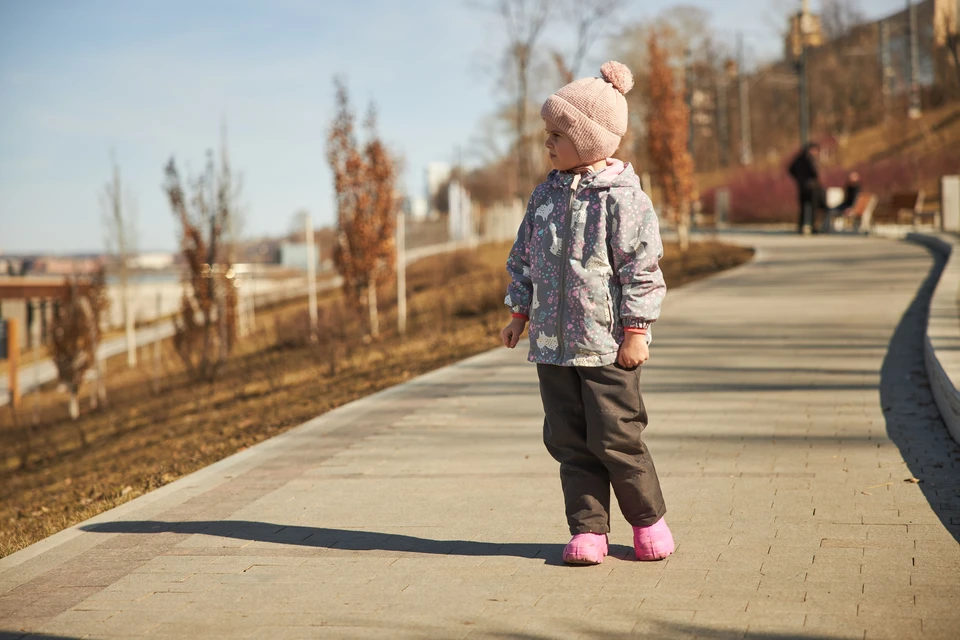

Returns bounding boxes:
[0,277,91,409]
[0,277,90,301]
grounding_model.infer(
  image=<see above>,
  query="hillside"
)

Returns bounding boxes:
[696,103,960,224]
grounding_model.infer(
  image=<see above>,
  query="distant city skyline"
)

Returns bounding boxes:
[1,0,911,254]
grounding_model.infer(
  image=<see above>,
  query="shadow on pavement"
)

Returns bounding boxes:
[880,239,960,543]
[79,521,637,567]
[0,619,838,640]
[0,633,83,640]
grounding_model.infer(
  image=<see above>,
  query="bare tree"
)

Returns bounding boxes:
[102,153,137,369]
[551,0,620,83]
[820,0,865,40]
[936,0,960,89]
[48,269,109,424]
[490,0,552,200]
[163,144,239,383]
[327,79,398,339]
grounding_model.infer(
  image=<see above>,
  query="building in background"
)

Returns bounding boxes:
[128,252,176,270]
[279,242,326,272]
[447,181,474,242]
[404,196,429,221]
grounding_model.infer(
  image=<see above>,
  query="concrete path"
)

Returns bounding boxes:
[1,234,959,640]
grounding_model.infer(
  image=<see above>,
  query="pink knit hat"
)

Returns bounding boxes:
[541,61,634,165]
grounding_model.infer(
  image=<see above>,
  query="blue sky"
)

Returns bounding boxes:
[0,0,909,254]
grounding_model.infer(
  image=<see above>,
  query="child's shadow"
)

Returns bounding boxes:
[80,521,635,567]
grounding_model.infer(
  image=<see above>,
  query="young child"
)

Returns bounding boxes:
[499,61,674,565]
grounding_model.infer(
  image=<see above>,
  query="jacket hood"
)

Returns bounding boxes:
[545,158,639,190]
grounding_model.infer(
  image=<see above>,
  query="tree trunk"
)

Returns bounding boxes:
[96,360,107,407]
[217,279,228,365]
[678,203,691,253]
[517,52,529,200]
[88,304,107,410]
[68,386,79,421]
[152,290,162,394]
[949,37,960,90]
[367,273,380,338]
[123,284,136,368]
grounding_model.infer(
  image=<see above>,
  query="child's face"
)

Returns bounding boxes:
[544,125,580,171]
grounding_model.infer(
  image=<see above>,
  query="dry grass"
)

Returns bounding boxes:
[0,240,753,557]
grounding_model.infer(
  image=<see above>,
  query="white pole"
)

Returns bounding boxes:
[153,291,161,393]
[249,261,257,331]
[304,213,318,339]
[397,211,407,337]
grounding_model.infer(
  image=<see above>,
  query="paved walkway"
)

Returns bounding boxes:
[1,234,959,640]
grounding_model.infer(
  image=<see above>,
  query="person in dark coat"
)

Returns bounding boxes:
[788,143,823,234]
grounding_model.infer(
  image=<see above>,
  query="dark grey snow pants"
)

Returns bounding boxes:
[537,363,666,535]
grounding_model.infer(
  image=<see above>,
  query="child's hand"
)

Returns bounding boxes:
[617,332,649,369]
[500,317,527,349]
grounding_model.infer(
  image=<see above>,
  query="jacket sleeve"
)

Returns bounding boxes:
[608,186,666,326]
[504,192,536,316]
[788,155,801,180]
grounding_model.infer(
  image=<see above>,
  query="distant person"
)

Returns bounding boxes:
[500,61,674,566]
[788,143,824,234]
[822,172,862,233]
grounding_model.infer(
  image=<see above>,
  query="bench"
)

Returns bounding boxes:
[891,190,926,225]
[838,192,878,232]
[867,190,937,229]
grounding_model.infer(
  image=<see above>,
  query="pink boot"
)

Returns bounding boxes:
[633,518,675,561]
[562,533,608,565]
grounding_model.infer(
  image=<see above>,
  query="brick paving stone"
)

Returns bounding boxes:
[2,235,959,639]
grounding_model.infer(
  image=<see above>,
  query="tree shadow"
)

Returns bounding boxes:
[0,633,83,640]
[880,239,960,542]
[0,617,842,640]
[79,520,637,567]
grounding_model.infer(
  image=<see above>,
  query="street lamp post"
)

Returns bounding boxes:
[796,10,811,147]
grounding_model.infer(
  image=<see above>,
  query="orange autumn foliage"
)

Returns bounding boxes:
[327,78,397,335]
[646,33,697,222]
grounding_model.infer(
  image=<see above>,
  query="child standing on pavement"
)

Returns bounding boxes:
[499,61,674,565]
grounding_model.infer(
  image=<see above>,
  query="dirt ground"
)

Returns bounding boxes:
[0,240,753,557]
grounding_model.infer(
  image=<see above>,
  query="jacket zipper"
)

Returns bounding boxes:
[555,175,580,364]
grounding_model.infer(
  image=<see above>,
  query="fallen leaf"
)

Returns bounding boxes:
[904,477,921,484]
[861,491,872,495]
[121,485,133,496]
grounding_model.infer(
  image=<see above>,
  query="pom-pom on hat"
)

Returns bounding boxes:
[541,61,633,165]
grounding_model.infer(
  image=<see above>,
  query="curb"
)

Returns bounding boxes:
[907,232,960,448]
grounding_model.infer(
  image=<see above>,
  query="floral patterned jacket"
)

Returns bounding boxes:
[504,160,666,367]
